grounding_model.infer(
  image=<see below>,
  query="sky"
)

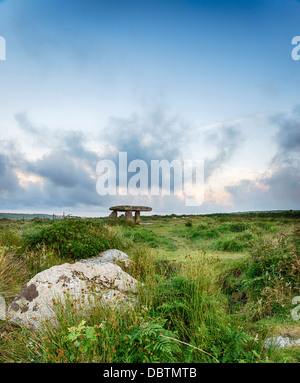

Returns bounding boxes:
[0,0,300,216]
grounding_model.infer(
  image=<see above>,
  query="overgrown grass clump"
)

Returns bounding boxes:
[122,227,177,251]
[241,229,300,318]
[221,227,300,319]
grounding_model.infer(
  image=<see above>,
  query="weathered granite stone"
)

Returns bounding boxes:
[135,211,141,224]
[125,211,133,222]
[109,205,152,212]
[7,262,138,329]
[108,211,118,219]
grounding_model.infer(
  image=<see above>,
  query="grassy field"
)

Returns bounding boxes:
[0,213,55,220]
[0,211,299,363]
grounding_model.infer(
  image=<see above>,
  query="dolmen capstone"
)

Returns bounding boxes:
[108,205,152,223]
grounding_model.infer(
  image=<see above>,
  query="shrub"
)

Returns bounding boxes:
[22,219,128,260]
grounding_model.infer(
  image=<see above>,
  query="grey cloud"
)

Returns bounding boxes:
[101,110,243,192]
[0,118,103,210]
[15,112,44,136]
[226,106,300,211]
[5,106,298,215]
[0,149,103,211]
[3,108,246,213]
[204,126,243,181]
[270,105,300,165]
[99,109,191,193]
[0,154,19,194]
[13,112,99,190]
[23,142,103,207]
[28,151,90,188]
[61,130,99,165]
[14,112,98,165]
[103,109,187,163]
[226,166,300,211]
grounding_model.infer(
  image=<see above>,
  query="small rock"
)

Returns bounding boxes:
[78,249,131,268]
[264,336,300,349]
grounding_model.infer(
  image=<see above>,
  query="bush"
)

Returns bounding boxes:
[22,219,128,260]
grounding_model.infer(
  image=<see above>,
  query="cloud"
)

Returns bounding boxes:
[270,105,300,165]
[204,126,243,181]
[14,112,41,136]
[0,154,19,194]
[97,109,192,195]
[226,106,300,211]
[1,114,104,211]
[226,166,300,211]
[101,108,188,163]
[2,108,247,213]
[100,109,243,185]
[4,106,298,215]
[28,151,88,188]
[60,130,99,164]
[0,148,103,211]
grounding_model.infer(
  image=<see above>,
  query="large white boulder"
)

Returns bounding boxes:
[7,261,138,329]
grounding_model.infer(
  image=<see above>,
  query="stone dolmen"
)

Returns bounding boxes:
[108,205,152,223]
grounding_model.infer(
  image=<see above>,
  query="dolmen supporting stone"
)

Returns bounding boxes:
[108,205,152,223]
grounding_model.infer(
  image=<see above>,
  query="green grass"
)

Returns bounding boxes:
[0,211,299,363]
